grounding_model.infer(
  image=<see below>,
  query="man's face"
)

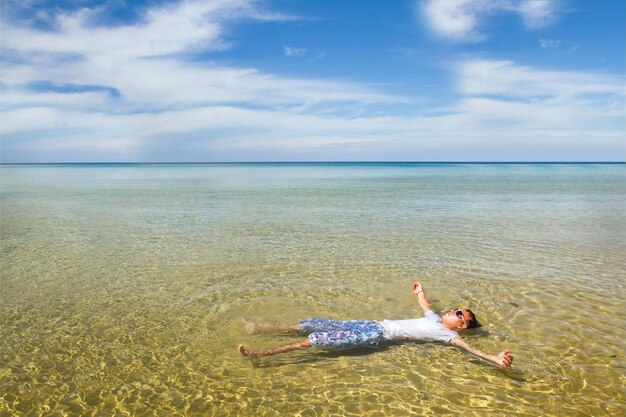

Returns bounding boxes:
[442,309,471,329]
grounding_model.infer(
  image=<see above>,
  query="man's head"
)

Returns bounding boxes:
[442,308,481,330]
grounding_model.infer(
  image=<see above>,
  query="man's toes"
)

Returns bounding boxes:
[237,344,248,356]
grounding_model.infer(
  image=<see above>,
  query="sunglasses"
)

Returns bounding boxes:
[455,309,468,328]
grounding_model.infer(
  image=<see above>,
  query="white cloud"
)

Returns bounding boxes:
[419,0,559,42]
[284,45,307,57]
[518,0,555,29]
[1,0,402,111]
[457,59,625,98]
[0,0,411,160]
[5,1,230,59]
[0,89,112,109]
[3,57,623,159]
[0,1,623,162]
[539,38,561,49]
[420,0,484,42]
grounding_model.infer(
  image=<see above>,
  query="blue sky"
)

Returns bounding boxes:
[1,0,624,162]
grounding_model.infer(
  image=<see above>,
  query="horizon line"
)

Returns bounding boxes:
[1,161,625,165]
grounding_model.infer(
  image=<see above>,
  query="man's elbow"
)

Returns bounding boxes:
[448,337,464,347]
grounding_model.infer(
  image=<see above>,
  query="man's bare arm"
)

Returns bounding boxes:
[412,281,430,312]
[449,337,513,368]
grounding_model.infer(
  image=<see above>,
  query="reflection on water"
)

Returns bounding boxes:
[1,163,624,416]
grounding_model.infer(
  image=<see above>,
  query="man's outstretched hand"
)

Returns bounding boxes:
[412,282,423,295]
[494,350,513,368]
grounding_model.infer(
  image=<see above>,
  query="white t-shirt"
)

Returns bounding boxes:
[379,310,459,343]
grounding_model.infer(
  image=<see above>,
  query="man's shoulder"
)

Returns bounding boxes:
[423,309,442,321]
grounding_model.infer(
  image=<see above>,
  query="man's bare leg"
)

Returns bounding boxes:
[241,318,300,334]
[237,339,312,357]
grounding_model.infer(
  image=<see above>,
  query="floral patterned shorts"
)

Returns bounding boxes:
[299,318,385,349]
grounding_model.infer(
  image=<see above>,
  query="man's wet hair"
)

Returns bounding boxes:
[465,309,482,328]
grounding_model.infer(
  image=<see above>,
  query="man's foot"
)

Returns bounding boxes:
[237,344,255,357]
[241,318,257,334]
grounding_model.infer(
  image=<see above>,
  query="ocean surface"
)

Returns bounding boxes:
[1,163,624,416]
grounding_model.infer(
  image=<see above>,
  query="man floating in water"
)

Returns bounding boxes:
[237,281,513,368]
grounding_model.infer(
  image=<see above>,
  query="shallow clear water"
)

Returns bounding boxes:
[1,163,624,416]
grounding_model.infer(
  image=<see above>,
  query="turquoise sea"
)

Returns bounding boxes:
[1,163,625,416]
